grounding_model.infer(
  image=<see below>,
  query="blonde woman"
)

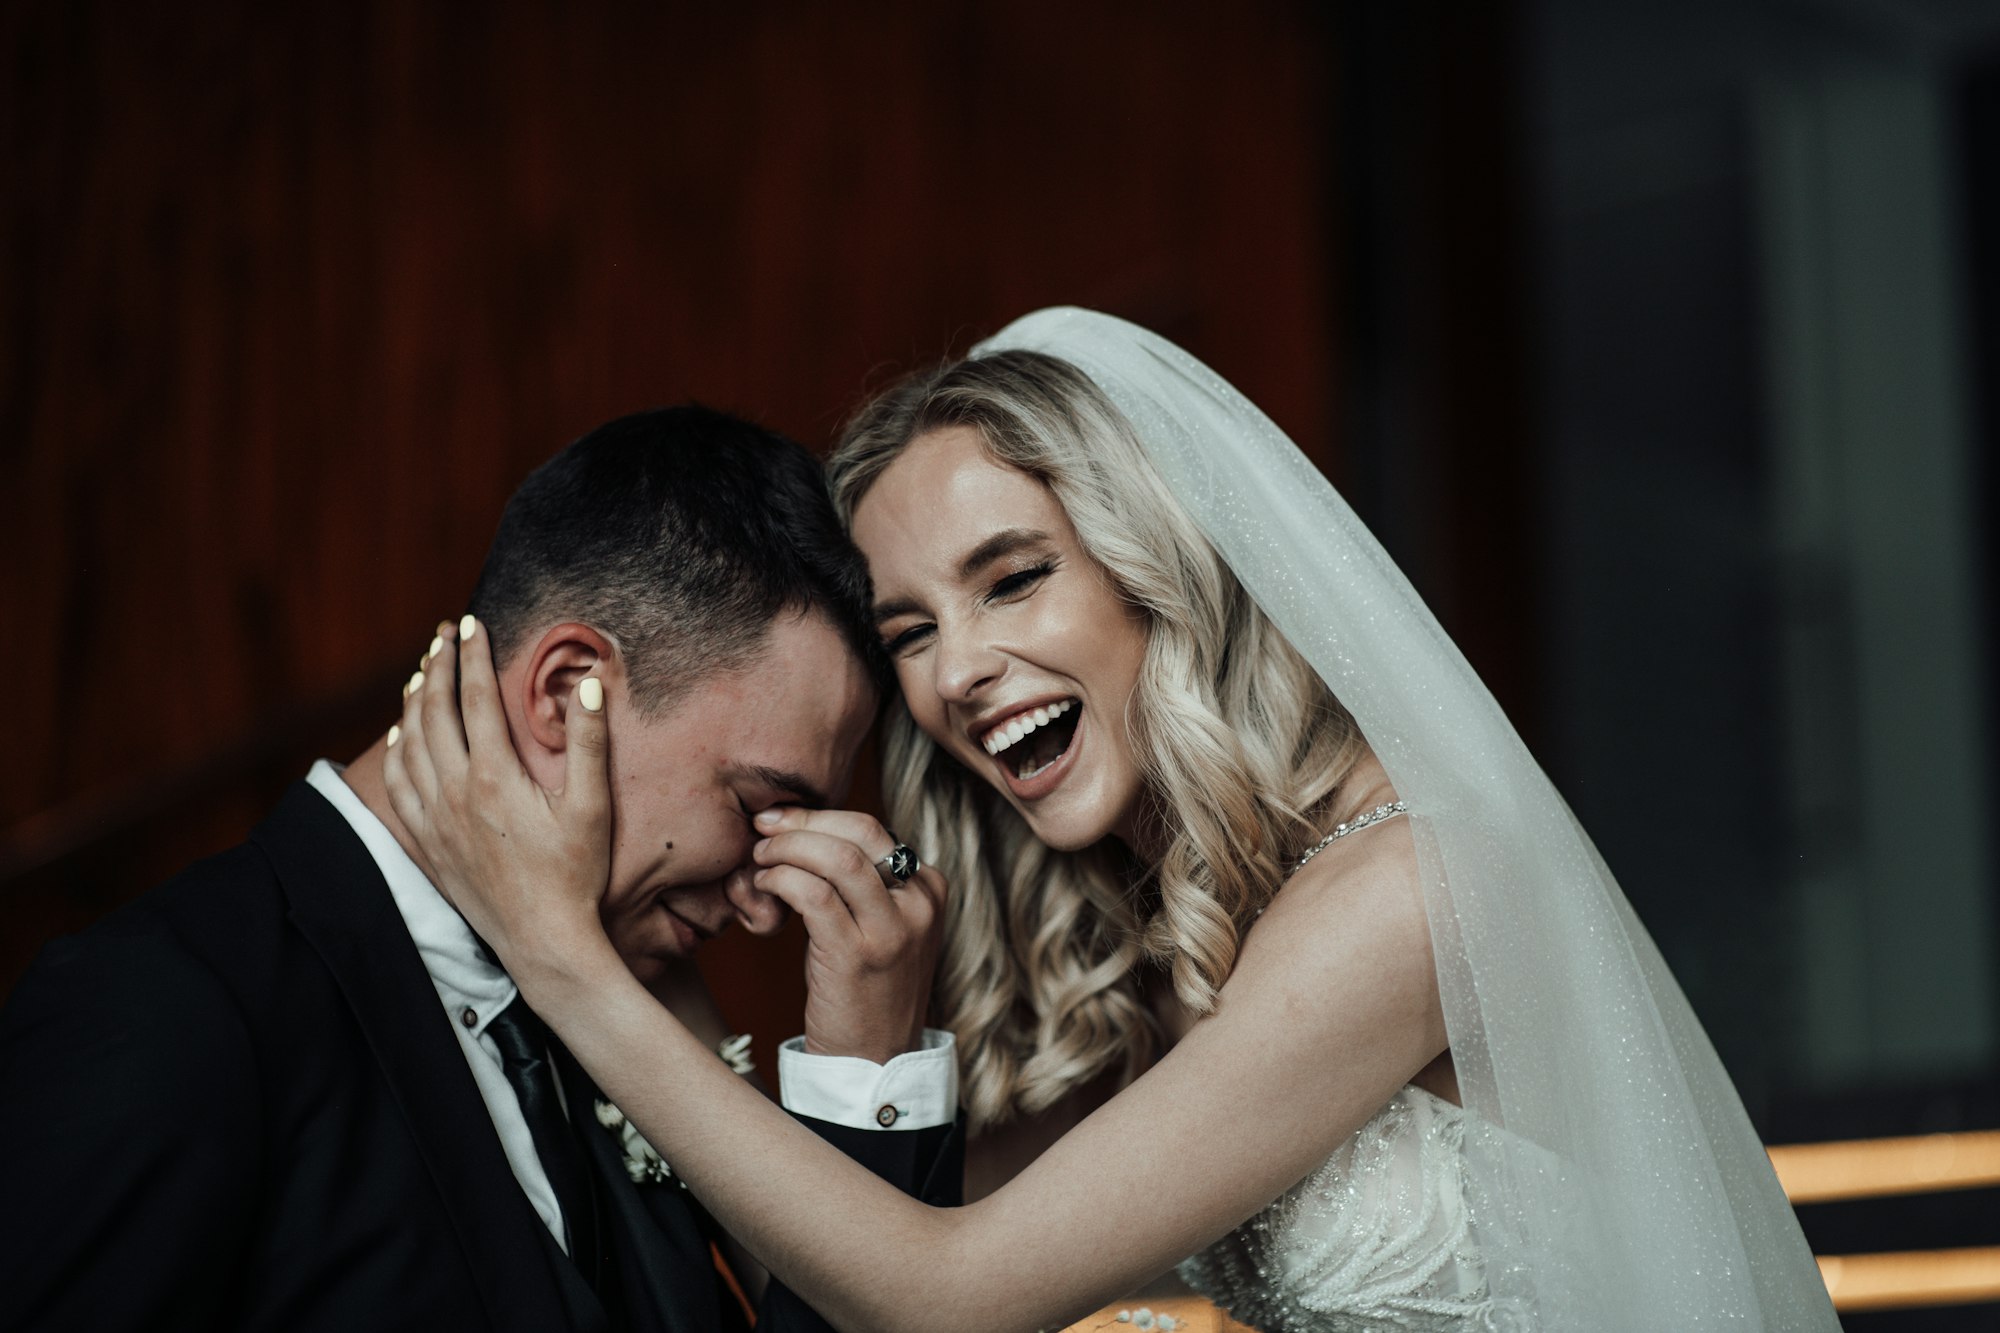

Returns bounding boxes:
[387,308,1835,1330]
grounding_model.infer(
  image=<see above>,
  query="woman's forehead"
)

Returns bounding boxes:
[855,430,1067,582]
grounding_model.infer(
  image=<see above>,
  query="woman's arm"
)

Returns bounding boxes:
[557,854,1438,1333]
[389,623,1446,1333]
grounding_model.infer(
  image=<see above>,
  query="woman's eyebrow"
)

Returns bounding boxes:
[872,528,1057,624]
[956,527,1053,579]
[873,594,923,624]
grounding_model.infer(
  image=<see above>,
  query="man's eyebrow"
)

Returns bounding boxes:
[739,764,830,810]
[872,527,1057,624]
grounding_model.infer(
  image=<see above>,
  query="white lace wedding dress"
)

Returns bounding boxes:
[1179,1085,1519,1332]
[1176,816,1518,1333]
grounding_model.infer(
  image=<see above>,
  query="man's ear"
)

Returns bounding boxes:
[520,622,615,760]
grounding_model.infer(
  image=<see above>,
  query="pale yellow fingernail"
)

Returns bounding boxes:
[460,614,477,641]
[428,634,444,659]
[578,677,603,713]
[387,724,401,747]
[408,670,425,695]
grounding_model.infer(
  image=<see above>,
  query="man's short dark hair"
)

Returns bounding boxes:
[468,406,885,712]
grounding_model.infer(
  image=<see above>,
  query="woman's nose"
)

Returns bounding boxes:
[932,627,1005,704]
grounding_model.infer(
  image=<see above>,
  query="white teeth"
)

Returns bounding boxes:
[980,699,1076,755]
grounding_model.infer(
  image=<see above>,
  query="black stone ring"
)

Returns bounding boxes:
[875,843,921,884]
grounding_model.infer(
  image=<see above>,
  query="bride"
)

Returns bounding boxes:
[385,308,1835,1330]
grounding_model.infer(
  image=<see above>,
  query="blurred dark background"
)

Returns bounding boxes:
[3,1,1996,1323]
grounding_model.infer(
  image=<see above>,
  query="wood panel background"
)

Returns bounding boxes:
[0,1,1347,1055]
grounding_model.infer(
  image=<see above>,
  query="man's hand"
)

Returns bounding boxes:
[749,808,947,1067]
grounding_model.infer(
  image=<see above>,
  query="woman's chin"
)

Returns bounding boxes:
[1012,786,1141,855]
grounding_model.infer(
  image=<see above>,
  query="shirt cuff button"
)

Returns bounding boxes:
[875,1104,900,1127]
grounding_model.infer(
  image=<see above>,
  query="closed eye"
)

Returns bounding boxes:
[881,560,1056,657]
[884,622,934,656]
[986,560,1055,603]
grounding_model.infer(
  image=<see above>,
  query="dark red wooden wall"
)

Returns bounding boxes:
[1,2,1346,1056]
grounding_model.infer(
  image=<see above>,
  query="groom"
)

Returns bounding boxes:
[0,408,962,1332]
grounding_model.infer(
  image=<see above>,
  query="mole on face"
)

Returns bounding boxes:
[664,840,674,852]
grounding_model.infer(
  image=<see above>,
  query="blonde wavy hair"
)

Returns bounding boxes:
[829,350,1368,1133]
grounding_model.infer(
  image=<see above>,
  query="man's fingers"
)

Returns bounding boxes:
[754,830,900,932]
[752,806,895,859]
[750,807,917,894]
[750,864,861,951]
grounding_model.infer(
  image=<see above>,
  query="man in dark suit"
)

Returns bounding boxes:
[0,407,962,1332]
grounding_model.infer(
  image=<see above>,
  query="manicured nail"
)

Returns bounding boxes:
[754,809,782,829]
[408,670,425,695]
[577,677,603,713]
[428,635,444,659]
[387,724,401,747]
[459,614,477,641]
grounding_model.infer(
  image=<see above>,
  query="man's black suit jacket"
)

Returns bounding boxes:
[0,781,962,1331]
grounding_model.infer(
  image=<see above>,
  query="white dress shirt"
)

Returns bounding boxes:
[305,761,956,1249]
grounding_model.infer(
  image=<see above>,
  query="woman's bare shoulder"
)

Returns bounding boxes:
[1257,805,1425,944]
[1226,806,1441,1054]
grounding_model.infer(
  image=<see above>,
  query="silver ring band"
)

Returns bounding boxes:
[876,843,921,883]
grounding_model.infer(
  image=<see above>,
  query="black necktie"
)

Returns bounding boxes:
[486,996,601,1284]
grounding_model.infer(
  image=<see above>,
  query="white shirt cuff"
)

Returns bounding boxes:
[777,1029,958,1131]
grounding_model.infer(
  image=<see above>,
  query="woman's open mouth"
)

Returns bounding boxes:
[979,697,1083,798]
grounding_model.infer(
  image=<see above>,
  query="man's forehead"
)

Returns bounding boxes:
[654,610,870,770]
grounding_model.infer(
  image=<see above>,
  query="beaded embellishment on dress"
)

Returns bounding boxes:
[1178,807,1509,1331]
[1293,802,1408,873]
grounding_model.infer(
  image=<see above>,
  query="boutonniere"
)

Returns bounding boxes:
[594,1033,756,1186]
[594,1098,675,1184]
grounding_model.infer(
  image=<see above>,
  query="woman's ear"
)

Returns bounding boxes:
[521,622,615,760]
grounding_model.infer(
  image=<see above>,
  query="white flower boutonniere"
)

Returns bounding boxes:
[717,1032,755,1075]
[594,1033,756,1186]
[594,1097,676,1184]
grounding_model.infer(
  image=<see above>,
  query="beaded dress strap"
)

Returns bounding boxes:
[1291,801,1409,875]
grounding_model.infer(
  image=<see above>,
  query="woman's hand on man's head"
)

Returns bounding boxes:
[383,615,620,989]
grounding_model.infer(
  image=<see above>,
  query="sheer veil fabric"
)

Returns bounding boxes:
[973,309,1836,1329]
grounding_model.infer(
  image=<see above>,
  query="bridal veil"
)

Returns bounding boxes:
[974,308,1836,1330]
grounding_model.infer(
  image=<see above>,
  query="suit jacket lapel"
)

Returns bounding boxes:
[557,1046,725,1333]
[253,782,580,1333]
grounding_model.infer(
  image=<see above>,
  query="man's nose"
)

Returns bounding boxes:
[724,869,790,937]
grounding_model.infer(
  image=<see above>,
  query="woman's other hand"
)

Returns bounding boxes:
[382,616,618,985]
